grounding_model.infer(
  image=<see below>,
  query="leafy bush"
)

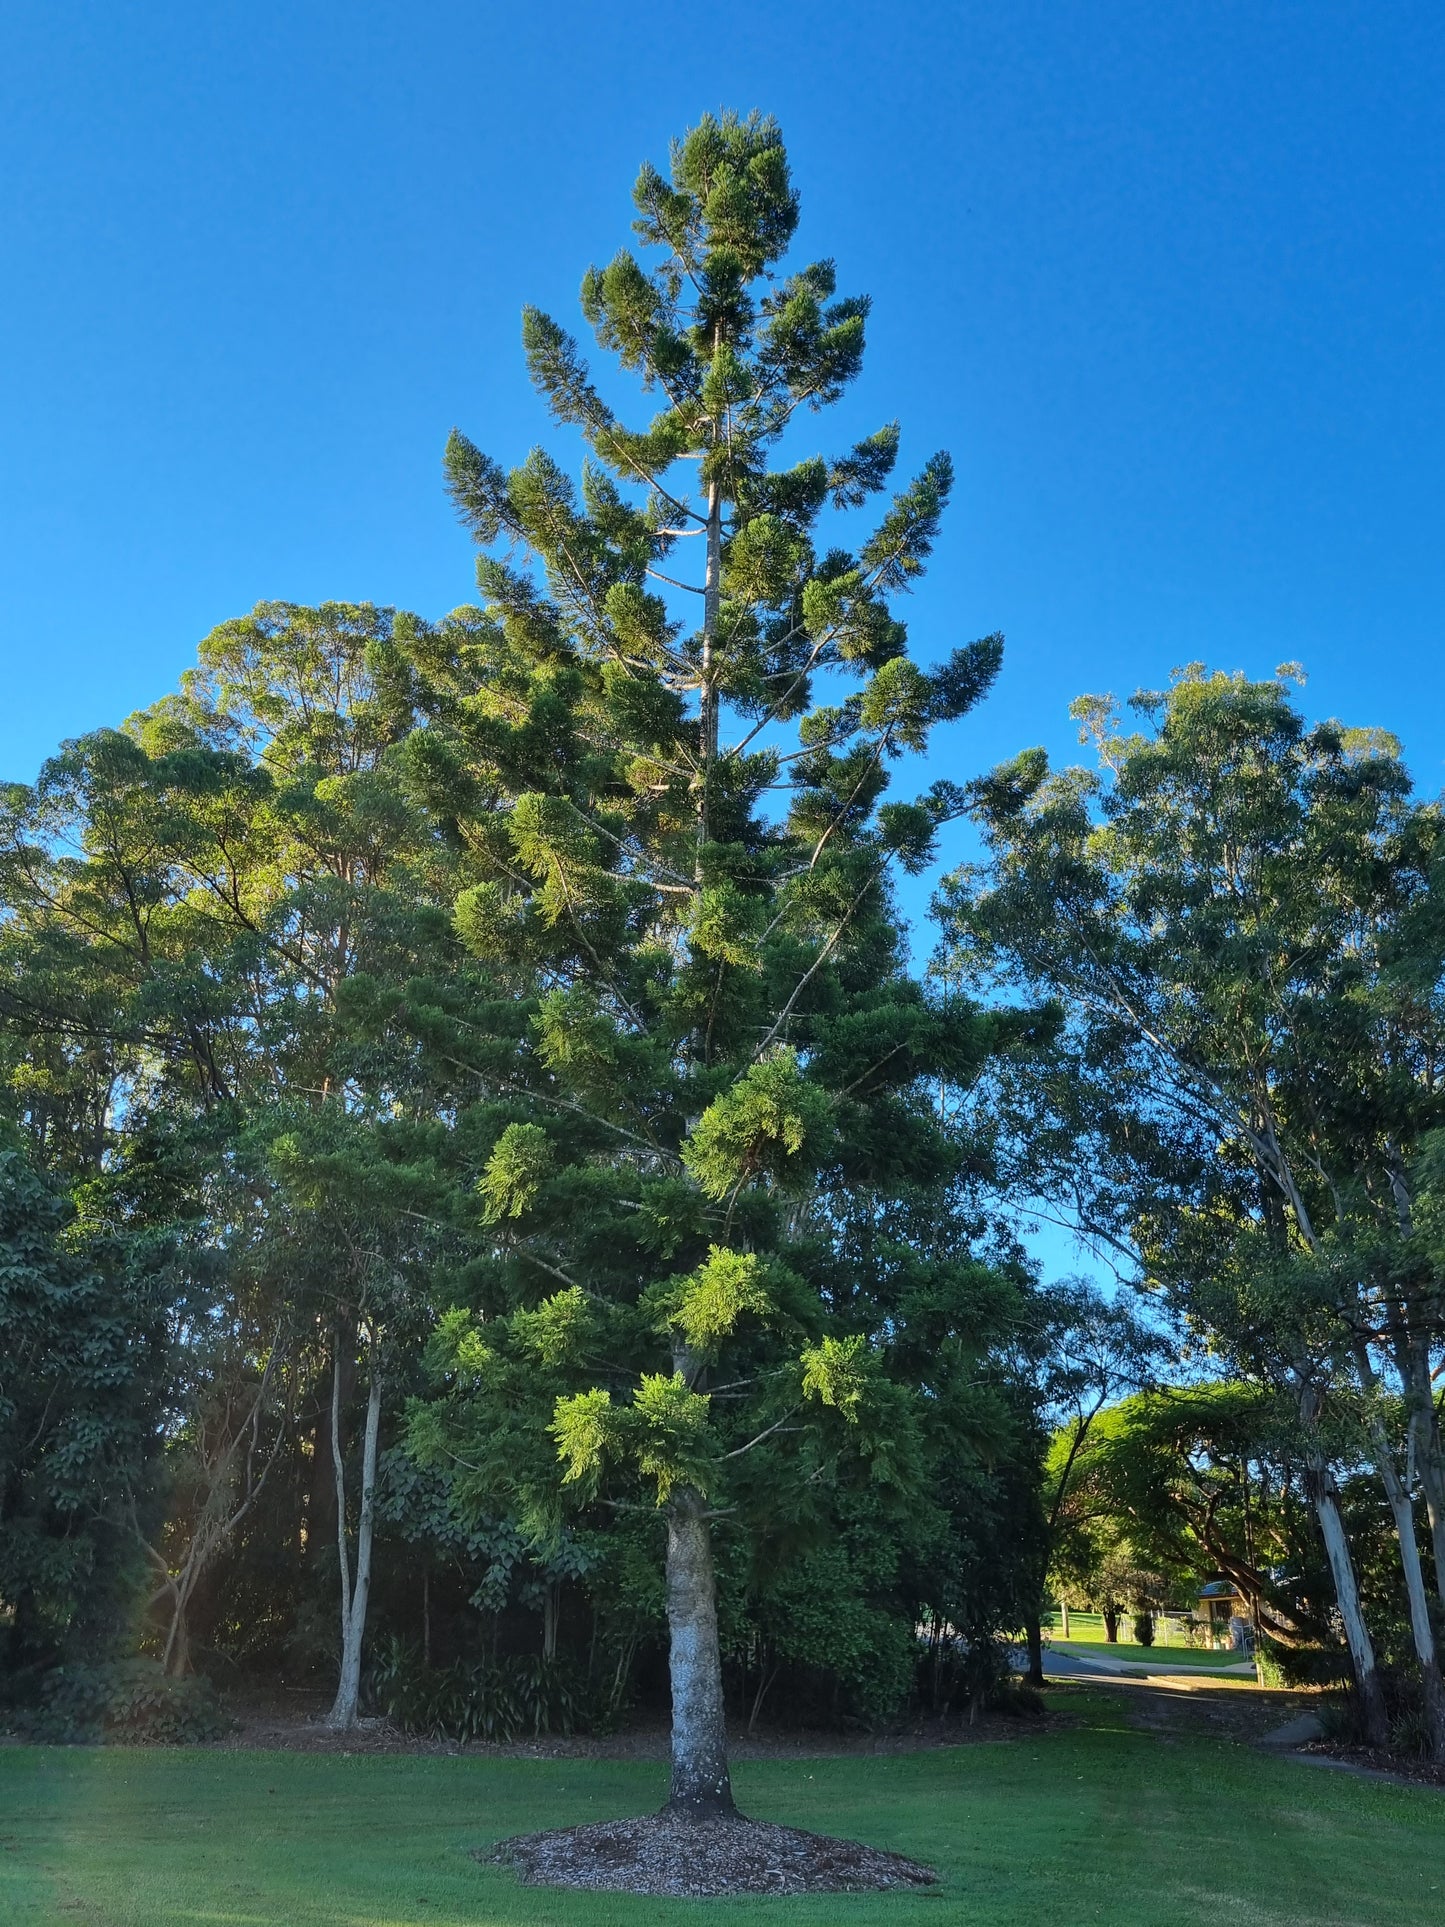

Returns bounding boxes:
[1316,1669,1440,1756]
[1264,1642,1353,1689]
[1254,1642,1288,1688]
[1131,1611,1155,1647]
[19,1660,231,1744]
[1389,1701,1434,1760]
[366,1637,584,1742]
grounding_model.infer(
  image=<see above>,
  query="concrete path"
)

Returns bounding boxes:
[1258,1711,1324,1747]
[1039,1647,1257,1683]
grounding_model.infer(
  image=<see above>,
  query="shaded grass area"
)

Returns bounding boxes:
[2,1690,1442,1925]
[1050,1638,1249,1671]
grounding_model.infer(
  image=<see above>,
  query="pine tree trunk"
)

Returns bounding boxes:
[664,1486,734,1817]
[327,1335,383,1730]
[665,435,731,1815]
[1305,1453,1389,1746]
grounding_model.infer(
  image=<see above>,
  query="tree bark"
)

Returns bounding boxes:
[664,1486,734,1816]
[1403,1371,1445,1603]
[1102,1606,1119,1643]
[1304,1452,1389,1746]
[1024,1611,1045,1687]
[163,1594,192,1678]
[327,1332,383,1729]
[307,1314,354,1567]
[1365,1419,1445,1760]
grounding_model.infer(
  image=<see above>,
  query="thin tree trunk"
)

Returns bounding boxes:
[747,1660,777,1734]
[693,475,722,875]
[308,1315,354,1567]
[1418,1434,1445,1605]
[1365,1419,1445,1759]
[664,1486,734,1816]
[163,1592,192,1678]
[1024,1611,1045,1687]
[1353,1331,1445,1757]
[327,1332,383,1729]
[1404,1371,1445,1602]
[1304,1452,1389,1746]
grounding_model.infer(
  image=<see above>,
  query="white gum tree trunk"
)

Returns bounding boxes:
[326,1329,383,1730]
[1365,1419,1445,1759]
[1305,1450,1388,1746]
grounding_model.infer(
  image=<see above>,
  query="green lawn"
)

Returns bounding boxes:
[1050,1638,1250,1671]
[2,1693,1441,1925]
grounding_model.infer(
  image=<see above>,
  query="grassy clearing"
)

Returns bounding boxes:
[1,1691,1441,1925]
[1050,1638,1249,1671]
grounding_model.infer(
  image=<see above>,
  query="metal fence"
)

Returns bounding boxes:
[1041,1608,1226,1649]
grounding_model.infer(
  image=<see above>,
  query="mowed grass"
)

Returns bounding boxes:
[2,1692,1442,1926]
[1050,1638,1249,1671]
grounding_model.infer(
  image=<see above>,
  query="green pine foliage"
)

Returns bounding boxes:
[404,113,1034,1746]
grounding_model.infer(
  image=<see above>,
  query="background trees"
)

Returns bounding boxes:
[943,664,1445,1749]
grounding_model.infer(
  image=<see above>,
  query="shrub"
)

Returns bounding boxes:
[1131,1611,1155,1647]
[1318,1669,1438,1756]
[366,1637,585,1742]
[1265,1642,1353,1690]
[1254,1642,1288,1689]
[19,1660,231,1745]
[1389,1701,1434,1760]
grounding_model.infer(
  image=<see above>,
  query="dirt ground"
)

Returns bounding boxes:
[214,1688,1053,1759]
[173,1670,1445,1795]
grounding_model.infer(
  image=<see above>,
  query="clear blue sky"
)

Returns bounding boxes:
[4,1,1443,807]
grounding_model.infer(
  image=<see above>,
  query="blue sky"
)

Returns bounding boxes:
[6,0,1440,1278]
[5,0,1442,802]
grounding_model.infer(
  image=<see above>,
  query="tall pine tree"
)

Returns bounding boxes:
[409,112,1016,1815]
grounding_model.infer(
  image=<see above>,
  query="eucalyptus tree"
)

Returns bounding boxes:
[0,602,460,1719]
[1015,1282,1167,1681]
[1053,1382,1313,1646]
[943,664,1445,1749]
[409,111,1016,1815]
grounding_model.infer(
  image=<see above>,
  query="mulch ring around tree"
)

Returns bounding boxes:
[485,1811,939,1897]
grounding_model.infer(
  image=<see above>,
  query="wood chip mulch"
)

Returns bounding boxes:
[486,1811,939,1896]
